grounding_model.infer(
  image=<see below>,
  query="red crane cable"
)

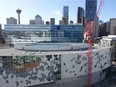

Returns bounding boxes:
[87,0,105,87]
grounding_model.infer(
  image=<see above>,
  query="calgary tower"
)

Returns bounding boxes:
[16,8,22,24]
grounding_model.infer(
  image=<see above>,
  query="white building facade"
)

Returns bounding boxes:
[0,42,112,87]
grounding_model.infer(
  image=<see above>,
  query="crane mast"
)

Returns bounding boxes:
[86,0,105,87]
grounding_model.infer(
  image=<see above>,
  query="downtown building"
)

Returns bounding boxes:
[4,24,84,44]
[6,17,17,24]
[110,18,116,35]
[84,0,98,39]
[50,18,55,25]
[99,22,110,36]
[77,7,84,25]
[63,6,69,25]
[85,0,97,22]
[29,15,44,25]
[35,15,44,25]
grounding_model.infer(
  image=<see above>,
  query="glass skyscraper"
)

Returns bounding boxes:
[77,7,84,25]
[86,0,97,22]
[63,6,69,25]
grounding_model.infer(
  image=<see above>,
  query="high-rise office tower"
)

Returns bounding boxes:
[6,17,17,24]
[77,7,84,25]
[86,0,97,22]
[50,18,55,25]
[63,6,69,25]
[16,9,21,24]
[35,15,44,25]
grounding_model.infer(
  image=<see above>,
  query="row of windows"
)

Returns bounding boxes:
[6,31,83,37]
[1,55,61,75]
[1,56,43,73]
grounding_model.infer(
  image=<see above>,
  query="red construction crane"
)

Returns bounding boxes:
[86,0,105,87]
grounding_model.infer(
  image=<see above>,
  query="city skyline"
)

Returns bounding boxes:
[0,0,116,28]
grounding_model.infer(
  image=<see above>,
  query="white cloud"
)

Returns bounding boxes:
[49,10,62,16]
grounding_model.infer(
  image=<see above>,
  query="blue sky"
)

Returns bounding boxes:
[0,0,116,28]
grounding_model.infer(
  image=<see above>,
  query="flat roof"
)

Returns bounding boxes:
[0,46,111,56]
[102,35,116,40]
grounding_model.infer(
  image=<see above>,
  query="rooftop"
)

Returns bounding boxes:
[102,35,116,40]
[0,44,111,56]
